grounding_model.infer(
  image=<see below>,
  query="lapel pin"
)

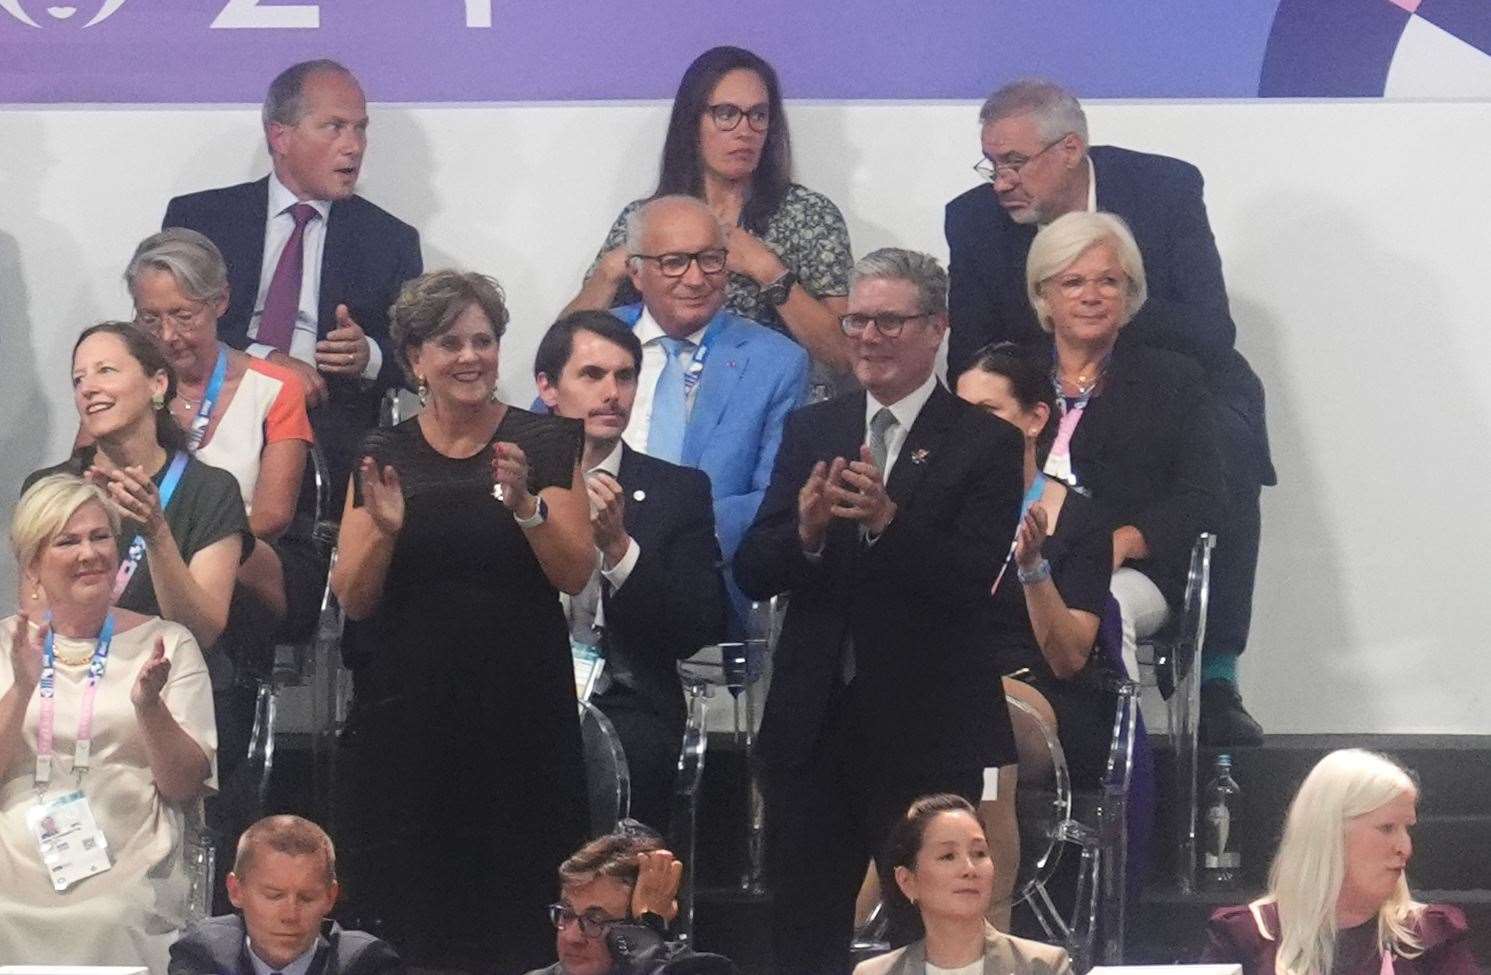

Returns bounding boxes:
[632,489,647,502]
[911,448,930,465]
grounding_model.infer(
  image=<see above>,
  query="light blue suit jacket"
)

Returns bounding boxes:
[611,303,810,562]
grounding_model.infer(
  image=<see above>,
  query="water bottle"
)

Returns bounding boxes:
[1201,754,1243,889]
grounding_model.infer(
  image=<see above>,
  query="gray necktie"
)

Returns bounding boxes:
[868,407,897,475]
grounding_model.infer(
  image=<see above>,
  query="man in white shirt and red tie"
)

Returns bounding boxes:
[163,59,422,500]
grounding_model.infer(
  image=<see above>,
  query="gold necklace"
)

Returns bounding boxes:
[51,640,95,667]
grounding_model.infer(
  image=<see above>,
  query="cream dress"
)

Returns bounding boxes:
[0,614,217,975]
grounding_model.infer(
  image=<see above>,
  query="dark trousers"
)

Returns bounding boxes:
[1206,405,1267,661]
[594,689,681,836]
[762,685,983,975]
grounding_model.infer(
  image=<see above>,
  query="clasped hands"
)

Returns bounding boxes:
[798,445,896,551]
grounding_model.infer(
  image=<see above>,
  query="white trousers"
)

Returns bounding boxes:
[1111,567,1171,680]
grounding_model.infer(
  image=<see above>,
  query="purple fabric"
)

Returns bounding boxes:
[255,202,317,353]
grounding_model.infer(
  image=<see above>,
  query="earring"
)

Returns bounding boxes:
[416,378,429,407]
[151,394,166,410]
[489,381,501,404]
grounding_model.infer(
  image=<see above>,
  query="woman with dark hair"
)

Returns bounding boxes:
[954,343,1115,788]
[330,270,594,974]
[565,45,854,387]
[26,321,251,782]
[856,794,1071,975]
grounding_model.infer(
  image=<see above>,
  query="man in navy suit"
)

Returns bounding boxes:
[535,310,728,834]
[736,249,1024,975]
[609,195,809,631]
[169,815,402,975]
[162,59,422,499]
[945,79,1272,745]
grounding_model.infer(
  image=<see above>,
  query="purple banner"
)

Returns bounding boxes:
[0,0,1487,103]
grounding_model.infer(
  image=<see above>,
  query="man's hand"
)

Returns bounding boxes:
[315,304,371,377]
[586,472,630,569]
[269,350,329,408]
[1112,525,1149,572]
[630,849,683,924]
[798,457,844,552]
[827,445,897,535]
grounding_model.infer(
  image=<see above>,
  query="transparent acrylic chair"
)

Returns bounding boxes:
[579,700,632,836]
[1133,532,1216,892]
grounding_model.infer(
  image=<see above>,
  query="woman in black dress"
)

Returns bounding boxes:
[330,271,596,973]
[954,343,1114,788]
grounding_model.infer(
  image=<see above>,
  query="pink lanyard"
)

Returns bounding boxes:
[35,614,117,789]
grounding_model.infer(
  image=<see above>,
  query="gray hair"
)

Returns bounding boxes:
[262,59,355,130]
[126,228,229,304]
[978,78,1088,145]
[850,248,949,317]
[623,194,723,255]
[1025,212,1147,332]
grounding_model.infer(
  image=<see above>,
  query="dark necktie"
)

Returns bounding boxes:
[257,202,319,353]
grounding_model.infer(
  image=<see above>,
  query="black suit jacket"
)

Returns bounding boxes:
[1056,345,1226,604]
[945,145,1274,485]
[594,444,728,729]
[734,383,1025,776]
[163,177,423,488]
[168,915,403,975]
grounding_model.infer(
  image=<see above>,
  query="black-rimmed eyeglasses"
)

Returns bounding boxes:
[547,903,627,939]
[839,312,932,338]
[973,134,1070,183]
[706,102,769,132]
[630,249,728,277]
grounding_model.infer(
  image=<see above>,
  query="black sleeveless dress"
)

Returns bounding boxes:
[334,408,588,972]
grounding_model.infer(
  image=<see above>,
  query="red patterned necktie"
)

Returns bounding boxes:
[256,202,319,353]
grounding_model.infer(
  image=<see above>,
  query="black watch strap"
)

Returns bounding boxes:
[763,269,798,306]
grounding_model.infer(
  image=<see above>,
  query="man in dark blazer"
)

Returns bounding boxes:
[735,249,1024,975]
[169,815,402,975]
[945,79,1271,745]
[535,310,728,834]
[162,59,422,500]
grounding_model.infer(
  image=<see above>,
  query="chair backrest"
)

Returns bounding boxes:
[579,700,632,836]
[1004,692,1075,908]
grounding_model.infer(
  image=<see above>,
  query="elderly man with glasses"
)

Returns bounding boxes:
[944,78,1275,747]
[605,193,809,634]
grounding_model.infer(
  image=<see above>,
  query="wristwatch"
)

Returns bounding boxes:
[513,495,548,529]
[1017,559,1052,585]
[761,268,798,306]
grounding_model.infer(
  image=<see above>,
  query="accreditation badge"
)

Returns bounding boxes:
[26,790,113,891]
[572,639,606,704]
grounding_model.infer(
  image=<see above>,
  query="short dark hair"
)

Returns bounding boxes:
[956,342,1059,458]
[882,793,980,938]
[389,270,510,386]
[263,59,356,129]
[557,823,665,894]
[655,46,791,236]
[534,311,642,386]
[233,814,337,887]
[71,321,187,453]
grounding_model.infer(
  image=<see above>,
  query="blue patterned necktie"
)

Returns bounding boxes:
[648,336,693,463]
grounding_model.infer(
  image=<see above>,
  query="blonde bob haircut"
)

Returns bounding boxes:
[11,474,121,573]
[1025,211,1148,333]
[1255,749,1423,975]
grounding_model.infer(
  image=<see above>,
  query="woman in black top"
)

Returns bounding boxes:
[955,343,1114,788]
[330,271,595,973]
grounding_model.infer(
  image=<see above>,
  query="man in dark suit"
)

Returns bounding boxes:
[945,79,1272,745]
[535,310,728,834]
[162,59,422,499]
[169,815,402,975]
[735,249,1025,975]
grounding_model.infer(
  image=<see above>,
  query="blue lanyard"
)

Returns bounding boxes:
[682,317,728,397]
[36,613,117,787]
[186,344,230,452]
[111,451,190,602]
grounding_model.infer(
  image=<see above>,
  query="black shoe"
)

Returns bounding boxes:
[1200,680,1264,747]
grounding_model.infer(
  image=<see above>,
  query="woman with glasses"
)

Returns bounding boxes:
[1022,211,1224,677]
[564,45,854,391]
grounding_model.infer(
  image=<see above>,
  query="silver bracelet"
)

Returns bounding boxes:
[1017,559,1052,585]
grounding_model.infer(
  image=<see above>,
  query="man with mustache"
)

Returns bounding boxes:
[162,59,422,501]
[535,310,728,832]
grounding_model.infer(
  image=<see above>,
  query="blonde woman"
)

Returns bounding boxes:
[1203,749,1479,975]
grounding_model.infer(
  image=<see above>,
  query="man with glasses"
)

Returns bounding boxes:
[945,78,1274,746]
[607,194,809,632]
[526,827,682,975]
[736,249,1024,975]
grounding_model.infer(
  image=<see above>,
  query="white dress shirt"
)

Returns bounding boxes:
[562,439,641,639]
[622,306,708,457]
[1086,155,1098,212]
[245,934,322,975]
[864,370,939,480]
[248,171,381,381]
